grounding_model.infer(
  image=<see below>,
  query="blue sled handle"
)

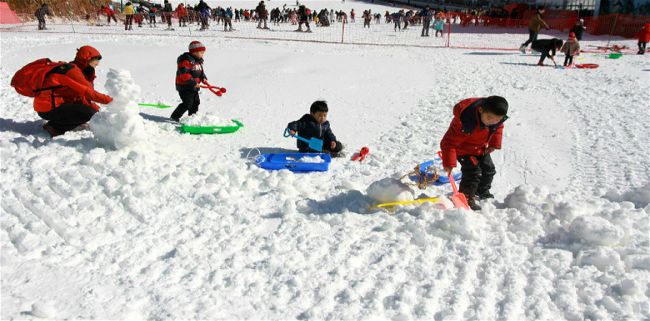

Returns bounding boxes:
[419,160,435,174]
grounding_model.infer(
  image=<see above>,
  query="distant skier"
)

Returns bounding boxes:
[287,100,344,157]
[440,96,509,210]
[531,38,563,66]
[391,11,402,31]
[519,7,549,53]
[420,6,432,37]
[148,6,157,27]
[196,0,211,30]
[176,3,188,27]
[171,41,207,122]
[362,10,371,28]
[256,1,269,29]
[296,5,310,32]
[224,7,233,31]
[163,0,173,29]
[102,5,118,25]
[35,3,53,30]
[123,2,135,30]
[433,16,444,37]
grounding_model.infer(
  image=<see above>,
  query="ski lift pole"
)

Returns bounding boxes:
[446,19,451,47]
[341,17,345,43]
[606,14,619,48]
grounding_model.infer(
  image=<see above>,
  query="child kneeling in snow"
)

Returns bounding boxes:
[287,100,344,157]
[170,41,207,122]
[440,96,508,210]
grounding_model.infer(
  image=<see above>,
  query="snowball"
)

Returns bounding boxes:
[91,69,146,149]
[568,216,623,246]
[366,178,414,203]
[181,113,233,126]
[30,302,57,318]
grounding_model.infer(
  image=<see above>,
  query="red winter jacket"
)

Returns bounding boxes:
[638,23,650,43]
[34,46,112,113]
[175,52,206,91]
[102,6,115,16]
[176,5,188,17]
[440,98,506,168]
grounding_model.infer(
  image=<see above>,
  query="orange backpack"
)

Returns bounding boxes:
[10,58,70,97]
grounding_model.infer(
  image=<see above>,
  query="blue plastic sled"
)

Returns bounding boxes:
[256,153,331,173]
[408,159,462,186]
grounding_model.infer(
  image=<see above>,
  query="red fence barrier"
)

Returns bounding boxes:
[454,10,648,39]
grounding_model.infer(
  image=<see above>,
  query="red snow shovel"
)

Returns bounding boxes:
[448,172,470,210]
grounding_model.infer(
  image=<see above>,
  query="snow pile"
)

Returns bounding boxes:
[90,69,146,149]
[181,112,233,126]
[366,177,414,203]
[502,185,649,273]
[604,182,650,209]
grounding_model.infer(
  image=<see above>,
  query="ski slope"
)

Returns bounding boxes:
[1,1,649,319]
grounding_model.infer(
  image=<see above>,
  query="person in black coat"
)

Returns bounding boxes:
[531,38,563,66]
[296,5,310,32]
[35,3,53,30]
[287,101,344,156]
[571,19,586,41]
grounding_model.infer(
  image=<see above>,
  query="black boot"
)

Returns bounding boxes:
[477,191,494,200]
[466,194,481,211]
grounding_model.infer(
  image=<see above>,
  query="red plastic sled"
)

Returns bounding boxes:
[575,64,599,69]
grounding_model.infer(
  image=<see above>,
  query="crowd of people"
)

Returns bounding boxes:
[81,1,454,35]
[33,2,649,54]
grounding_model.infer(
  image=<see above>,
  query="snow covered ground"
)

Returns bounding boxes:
[1,1,649,319]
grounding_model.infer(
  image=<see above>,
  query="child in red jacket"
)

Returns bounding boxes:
[170,41,207,122]
[440,96,508,210]
[638,23,650,55]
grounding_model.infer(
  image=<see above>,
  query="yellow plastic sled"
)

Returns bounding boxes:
[371,197,441,211]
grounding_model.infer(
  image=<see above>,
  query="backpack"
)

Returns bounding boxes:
[11,58,70,97]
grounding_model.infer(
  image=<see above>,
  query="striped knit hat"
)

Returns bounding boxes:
[189,41,206,53]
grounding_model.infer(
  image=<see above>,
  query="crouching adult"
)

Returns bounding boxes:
[34,46,113,137]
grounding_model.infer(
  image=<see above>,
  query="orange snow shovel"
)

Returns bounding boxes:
[448,172,470,210]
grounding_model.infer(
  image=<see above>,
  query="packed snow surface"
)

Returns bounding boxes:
[181,112,235,127]
[1,1,649,319]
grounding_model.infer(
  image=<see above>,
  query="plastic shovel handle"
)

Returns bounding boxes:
[449,172,460,193]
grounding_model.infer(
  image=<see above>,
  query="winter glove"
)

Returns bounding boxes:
[90,91,113,104]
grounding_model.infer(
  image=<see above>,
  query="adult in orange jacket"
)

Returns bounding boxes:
[440,96,508,210]
[35,46,113,137]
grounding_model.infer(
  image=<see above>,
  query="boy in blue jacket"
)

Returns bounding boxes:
[287,100,344,156]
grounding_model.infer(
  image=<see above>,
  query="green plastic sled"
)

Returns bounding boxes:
[607,53,622,59]
[180,119,244,135]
